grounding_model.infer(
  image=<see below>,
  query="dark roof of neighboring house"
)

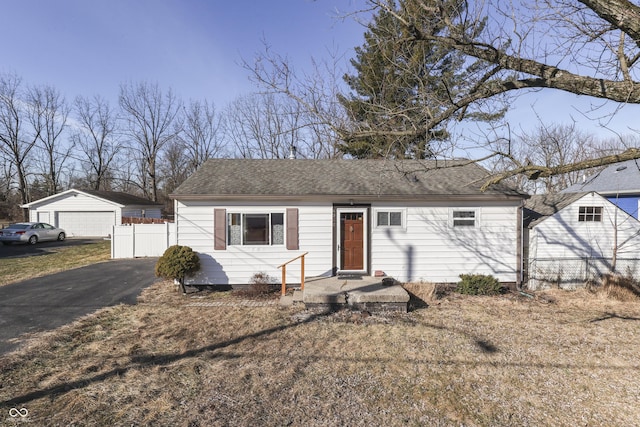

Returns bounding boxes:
[21,189,162,208]
[523,192,590,228]
[79,190,162,206]
[171,159,527,200]
[562,159,640,195]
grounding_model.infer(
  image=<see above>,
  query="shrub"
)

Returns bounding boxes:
[247,272,278,296]
[155,245,201,293]
[230,272,278,299]
[456,274,502,296]
[601,273,640,301]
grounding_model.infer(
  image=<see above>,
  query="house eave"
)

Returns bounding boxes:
[170,193,527,203]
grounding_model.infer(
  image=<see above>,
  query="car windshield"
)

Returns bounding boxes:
[5,224,30,230]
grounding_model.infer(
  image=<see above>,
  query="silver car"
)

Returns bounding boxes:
[0,222,66,245]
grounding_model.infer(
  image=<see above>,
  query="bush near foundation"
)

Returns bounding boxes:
[155,245,201,293]
[456,274,502,296]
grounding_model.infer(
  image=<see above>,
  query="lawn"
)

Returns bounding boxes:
[1,282,639,426]
[0,240,111,286]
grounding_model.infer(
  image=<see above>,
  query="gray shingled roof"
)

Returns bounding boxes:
[80,190,162,206]
[171,159,526,200]
[562,159,640,195]
[523,192,589,228]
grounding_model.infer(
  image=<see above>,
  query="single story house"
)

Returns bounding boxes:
[170,159,527,286]
[563,159,640,219]
[21,189,163,237]
[524,191,640,289]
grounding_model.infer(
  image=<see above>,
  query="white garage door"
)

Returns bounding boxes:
[57,211,115,237]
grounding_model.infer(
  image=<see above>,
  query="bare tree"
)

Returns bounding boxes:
[160,140,191,197]
[491,123,598,194]
[72,95,122,190]
[362,0,640,185]
[224,92,305,159]
[181,99,225,171]
[248,1,640,186]
[119,81,182,202]
[28,84,71,196]
[243,43,347,159]
[0,73,41,219]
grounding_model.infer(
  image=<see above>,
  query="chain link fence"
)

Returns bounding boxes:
[527,257,640,290]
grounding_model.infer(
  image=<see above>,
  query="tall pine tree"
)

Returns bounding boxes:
[339,0,497,159]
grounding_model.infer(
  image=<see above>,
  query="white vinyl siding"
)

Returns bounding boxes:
[176,200,333,285]
[371,202,520,283]
[27,191,122,237]
[527,193,640,289]
[529,193,640,261]
[176,199,521,285]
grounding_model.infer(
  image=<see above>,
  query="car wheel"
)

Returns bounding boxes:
[57,232,66,241]
[28,235,38,245]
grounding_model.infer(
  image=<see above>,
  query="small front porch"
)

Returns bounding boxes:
[280,275,410,313]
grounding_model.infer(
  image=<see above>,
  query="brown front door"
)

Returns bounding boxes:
[341,212,364,270]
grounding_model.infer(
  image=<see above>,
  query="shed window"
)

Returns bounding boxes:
[578,206,602,222]
[452,210,476,227]
[228,212,284,246]
[376,210,403,227]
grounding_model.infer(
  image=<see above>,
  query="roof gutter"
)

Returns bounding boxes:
[169,193,528,203]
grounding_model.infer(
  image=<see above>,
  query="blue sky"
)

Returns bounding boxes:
[1,0,638,142]
[0,0,365,106]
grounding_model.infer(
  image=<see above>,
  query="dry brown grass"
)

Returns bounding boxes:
[0,240,111,286]
[599,274,640,302]
[1,282,639,426]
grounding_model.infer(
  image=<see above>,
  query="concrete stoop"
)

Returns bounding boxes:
[298,276,410,313]
[279,289,305,307]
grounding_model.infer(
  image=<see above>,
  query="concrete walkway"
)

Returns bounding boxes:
[281,275,410,312]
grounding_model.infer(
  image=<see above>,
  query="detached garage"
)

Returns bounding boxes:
[21,189,163,237]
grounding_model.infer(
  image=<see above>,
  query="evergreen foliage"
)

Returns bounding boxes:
[456,273,502,296]
[338,0,501,159]
[155,245,201,293]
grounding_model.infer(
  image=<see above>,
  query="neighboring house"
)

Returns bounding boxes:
[524,191,640,289]
[170,159,527,286]
[21,189,163,237]
[563,159,640,219]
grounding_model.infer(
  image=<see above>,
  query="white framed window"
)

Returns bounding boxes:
[375,209,404,228]
[578,206,602,222]
[228,212,284,246]
[451,209,477,228]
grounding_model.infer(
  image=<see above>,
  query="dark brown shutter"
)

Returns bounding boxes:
[286,208,299,250]
[214,209,226,250]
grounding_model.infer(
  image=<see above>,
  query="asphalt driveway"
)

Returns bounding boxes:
[0,238,103,259]
[0,258,159,354]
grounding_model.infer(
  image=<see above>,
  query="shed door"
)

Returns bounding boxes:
[340,212,364,271]
[37,211,50,223]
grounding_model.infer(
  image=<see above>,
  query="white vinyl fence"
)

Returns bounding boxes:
[111,223,176,258]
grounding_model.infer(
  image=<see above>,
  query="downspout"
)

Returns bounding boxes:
[174,198,179,246]
[516,201,524,291]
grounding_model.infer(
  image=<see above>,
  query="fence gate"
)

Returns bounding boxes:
[111,223,176,258]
